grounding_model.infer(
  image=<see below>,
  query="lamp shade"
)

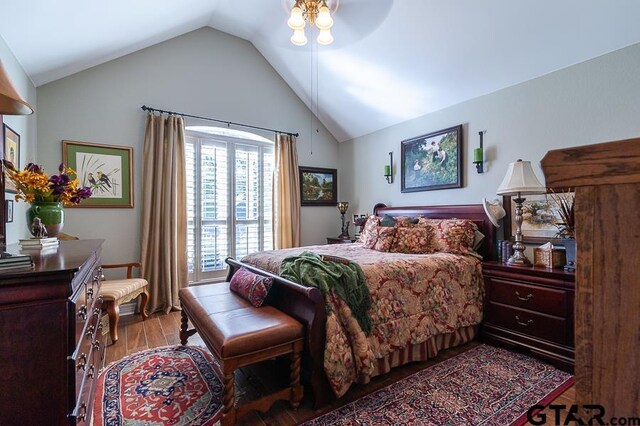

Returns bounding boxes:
[0,60,33,115]
[496,159,545,196]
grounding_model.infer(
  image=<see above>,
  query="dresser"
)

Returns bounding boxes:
[0,239,105,425]
[542,138,640,417]
[481,261,575,372]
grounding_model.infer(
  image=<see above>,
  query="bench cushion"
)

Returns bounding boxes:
[179,283,304,358]
[100,278,148,302]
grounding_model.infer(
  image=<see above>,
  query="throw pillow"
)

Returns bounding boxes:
[229,267,274,307]
[391,226,433,254]
[373,226,397,252]
[359,215,381,245]
[418,218,478,254]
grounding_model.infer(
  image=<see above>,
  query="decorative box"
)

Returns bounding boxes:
[533,243,566,269]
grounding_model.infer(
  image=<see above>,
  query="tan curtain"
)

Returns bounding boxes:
[141,113,188,314]
[274,133,301,249]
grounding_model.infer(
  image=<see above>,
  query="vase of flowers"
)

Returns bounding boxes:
[550,189,575,271]
[2,160,92,237]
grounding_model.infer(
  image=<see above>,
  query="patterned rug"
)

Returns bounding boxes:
[94,346,223,426]
[301,344,573,426]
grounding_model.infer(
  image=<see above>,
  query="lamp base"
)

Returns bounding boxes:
[506,250,532,266]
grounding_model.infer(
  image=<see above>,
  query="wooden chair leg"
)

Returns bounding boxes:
[221,367,236,426]
[105,301,120,344]
[139,287,149,320]
[290,343,303,408]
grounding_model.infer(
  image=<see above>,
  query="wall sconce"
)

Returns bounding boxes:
[473,131,485,174]
[384,151,393,184]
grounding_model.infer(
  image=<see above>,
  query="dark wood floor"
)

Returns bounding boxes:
[103,312,574,425]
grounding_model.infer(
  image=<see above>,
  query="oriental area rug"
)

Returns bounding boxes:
[300,344,573,426]
[94,346,223,426]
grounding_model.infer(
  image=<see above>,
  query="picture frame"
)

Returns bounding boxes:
[502,191,574,244]
[299,166,337,206]
[5,200,13,223]
[401,124,463,192]
[3,124,20,194]
[63,140,134,208]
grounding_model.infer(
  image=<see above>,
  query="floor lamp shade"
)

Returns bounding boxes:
[0,60,33,115]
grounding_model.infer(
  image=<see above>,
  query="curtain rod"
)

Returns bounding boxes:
[141,105,299,137]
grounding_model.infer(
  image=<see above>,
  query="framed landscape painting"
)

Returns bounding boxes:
[299,166,337,206]
[63,140,133,207]
[401,125,463,192]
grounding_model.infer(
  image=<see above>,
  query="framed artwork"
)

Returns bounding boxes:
[299,166,337,206]
[62,140,134,208]
[503,192,574,244]
[3,124,20,193]
[5,200,13,223]
[401,124,463,193]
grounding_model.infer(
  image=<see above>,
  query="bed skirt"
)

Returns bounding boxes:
[370,325,478,379]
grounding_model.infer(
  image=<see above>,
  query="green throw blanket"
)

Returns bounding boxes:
[280,251,372,334]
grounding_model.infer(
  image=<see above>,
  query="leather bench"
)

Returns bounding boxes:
[179,283,304,426]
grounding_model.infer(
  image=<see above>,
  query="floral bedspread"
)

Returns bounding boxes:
[241,243,483,397]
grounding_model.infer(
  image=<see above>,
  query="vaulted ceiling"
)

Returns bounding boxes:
[3,0,640,141]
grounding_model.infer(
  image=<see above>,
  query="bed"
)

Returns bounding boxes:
[226,204,497,407]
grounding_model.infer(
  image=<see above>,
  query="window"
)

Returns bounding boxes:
[185,126,274,283]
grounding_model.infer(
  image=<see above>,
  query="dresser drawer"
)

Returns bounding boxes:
[488,278,567,317]
[485,302,567,345]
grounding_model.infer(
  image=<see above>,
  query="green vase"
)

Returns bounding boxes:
[27,202,64,238]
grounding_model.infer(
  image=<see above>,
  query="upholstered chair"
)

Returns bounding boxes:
[100,262,149,344]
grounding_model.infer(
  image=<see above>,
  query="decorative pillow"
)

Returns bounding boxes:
[380,215,419,227]
[380,214,397,227]
[373,226,397,252]
[473,229,486,251]
[418,218,478,254]
[358,215,381,245]
[391,226,433,254]
[229,267,274,307]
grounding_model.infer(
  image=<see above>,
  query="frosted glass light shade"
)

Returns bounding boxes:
[317,28,334,45]
[288,6,305,30]
[315,6,333,30]
[496,159,546,195]
[0,60,33,115]
[291,28,308,46]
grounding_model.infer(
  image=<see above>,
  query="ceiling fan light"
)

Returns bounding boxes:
[291,28,308,46]
[287,6,306,30]
[317,28,334,45]
[315,5,333,30]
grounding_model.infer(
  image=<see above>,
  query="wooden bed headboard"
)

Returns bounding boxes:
[373,204,497,261]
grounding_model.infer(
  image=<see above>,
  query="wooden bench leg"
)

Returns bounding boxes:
[139,287,149,320]
[105,301,120,344]
[290,341,304,409]
[221,365,237,426]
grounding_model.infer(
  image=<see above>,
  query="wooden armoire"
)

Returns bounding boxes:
[541,138,640,418]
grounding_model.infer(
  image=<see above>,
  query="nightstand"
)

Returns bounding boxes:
[326,237,358,244]
[481,261,575,372]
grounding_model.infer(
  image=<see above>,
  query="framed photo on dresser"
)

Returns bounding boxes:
[3,123,20,194]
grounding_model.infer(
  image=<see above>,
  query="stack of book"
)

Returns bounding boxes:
[19,237,60,250]
[0,252,33,271]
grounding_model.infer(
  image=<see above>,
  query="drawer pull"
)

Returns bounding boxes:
[514,291,533,302]
[515,315,534,327]
[77,353,87,371]
[93,307,101,317]
[87,287,94,299]
[87,365,95,379]
[77,305,87,320]
[86,325,95,340]
[93,341,101,352]
[77,402,87,422]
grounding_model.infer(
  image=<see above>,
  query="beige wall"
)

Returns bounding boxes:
[0,35,37,244]
[36,27,340,264]
[339,42,640,231]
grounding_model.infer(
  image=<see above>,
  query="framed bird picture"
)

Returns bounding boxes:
[62,140,134,207]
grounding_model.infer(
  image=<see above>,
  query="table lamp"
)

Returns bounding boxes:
[496,159,546,265]
[337,201,350,239]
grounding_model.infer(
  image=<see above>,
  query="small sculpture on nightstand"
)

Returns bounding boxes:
[31,217,48,239]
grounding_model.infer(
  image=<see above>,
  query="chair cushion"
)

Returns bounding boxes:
[100,278,148,302]
[179,283,304,358]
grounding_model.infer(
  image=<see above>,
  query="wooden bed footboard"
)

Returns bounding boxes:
[225,258,333,407]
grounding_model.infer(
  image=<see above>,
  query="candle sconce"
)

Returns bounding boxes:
[473,131,485,174]
[384,151,393,184]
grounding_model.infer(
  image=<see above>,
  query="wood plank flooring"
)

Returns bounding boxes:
[103,312,574,425]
